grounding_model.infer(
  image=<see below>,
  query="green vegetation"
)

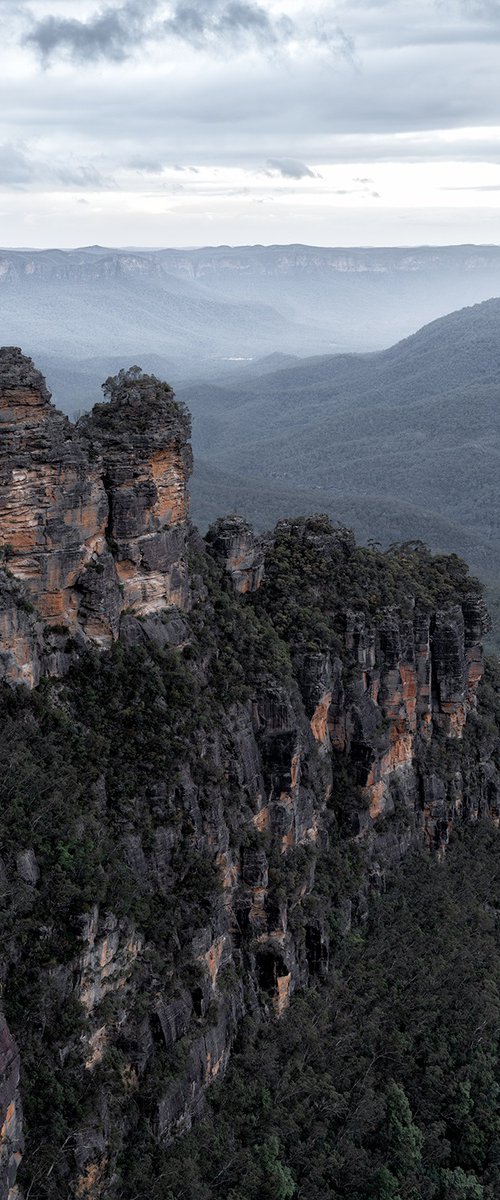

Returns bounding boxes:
[0,541,300,1197]
[121,824,500,1200]
[253,517,481,665]
[86,364,191,436]
[186,299,500,603]
[0,525,494,1198]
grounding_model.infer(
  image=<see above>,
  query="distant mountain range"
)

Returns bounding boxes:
[181,297,500,589]
[3,243,500,592]
[3,243,500,407]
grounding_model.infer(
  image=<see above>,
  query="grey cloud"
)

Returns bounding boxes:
[312,20,357,64]
[163,4,205,44]
[0,141,110,190]
[217,2,294,44]
[0,143,33,187]
[162,0,294,50]
[128,158,166,173]
[24,0,295,63]
[458,0,500,18]
[332,0,500,53]
[53,162,110,188]
[4,42,500,163]
[266,158,318,178]
[8,0,500,192]
[24,0,347,65]
[25,0,157,64]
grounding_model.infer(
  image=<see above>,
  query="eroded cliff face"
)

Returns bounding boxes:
[78,369,192,620]
[0,351,191,683]
[322,598,489,833]
[0,1018,22,1200]
[0,370,496,1200]
[206,516,266,594]
[0,351,108,627]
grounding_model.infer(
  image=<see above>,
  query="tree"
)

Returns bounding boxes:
[384,1082,424,1180]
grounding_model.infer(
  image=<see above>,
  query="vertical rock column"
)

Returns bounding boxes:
[0,347,108,629]
[79,368,193,616]
[0,354,195,676]
[206,516,265,594]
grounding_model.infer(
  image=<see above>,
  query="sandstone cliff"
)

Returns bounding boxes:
[0,357,496,1200]
[0,350,191,684]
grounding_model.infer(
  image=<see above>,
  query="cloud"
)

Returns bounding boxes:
[163,0,294,49]
[441,183,500,191]
[0,142,34,186]
[24,0,351,65]
[128,157,166,173]
[24,0,296,64]
[53,162,111,188]
[25,0,157,64]
[265,158,318,179]
[0,141,111,190]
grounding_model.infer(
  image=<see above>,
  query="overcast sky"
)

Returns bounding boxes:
[1,0,500,247]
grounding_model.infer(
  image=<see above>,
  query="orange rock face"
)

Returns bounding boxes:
[274,972,292,1016]
[79,367,192,619]
[0,370,108,631]
[365,724,414,819]
[0,352,193,684]
[313,601,488,833]
[310,690,332,745]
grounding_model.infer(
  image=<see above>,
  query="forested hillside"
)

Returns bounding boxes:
[183,298,500,588]
[137,816,500,1200]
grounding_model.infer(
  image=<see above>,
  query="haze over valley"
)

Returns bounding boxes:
[3,242,500,399]
[4,243,500,590]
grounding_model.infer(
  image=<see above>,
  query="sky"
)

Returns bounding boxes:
[1,0,500,247]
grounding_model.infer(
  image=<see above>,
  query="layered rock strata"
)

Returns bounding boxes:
[0,351,192,682]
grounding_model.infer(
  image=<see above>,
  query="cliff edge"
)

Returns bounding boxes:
[0,350,192,685]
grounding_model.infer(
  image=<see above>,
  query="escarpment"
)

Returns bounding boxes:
[0,350,191,684]
[0,354,498,1200]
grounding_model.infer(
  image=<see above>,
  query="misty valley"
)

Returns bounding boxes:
[3,244,500,1200]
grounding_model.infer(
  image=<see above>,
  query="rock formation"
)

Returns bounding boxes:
[206,516,265,593]
[0,355,495,1200]
[0,351,192,684]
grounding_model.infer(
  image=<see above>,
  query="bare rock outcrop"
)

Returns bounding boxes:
[206,515,265,594]
[0,352,192,683]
